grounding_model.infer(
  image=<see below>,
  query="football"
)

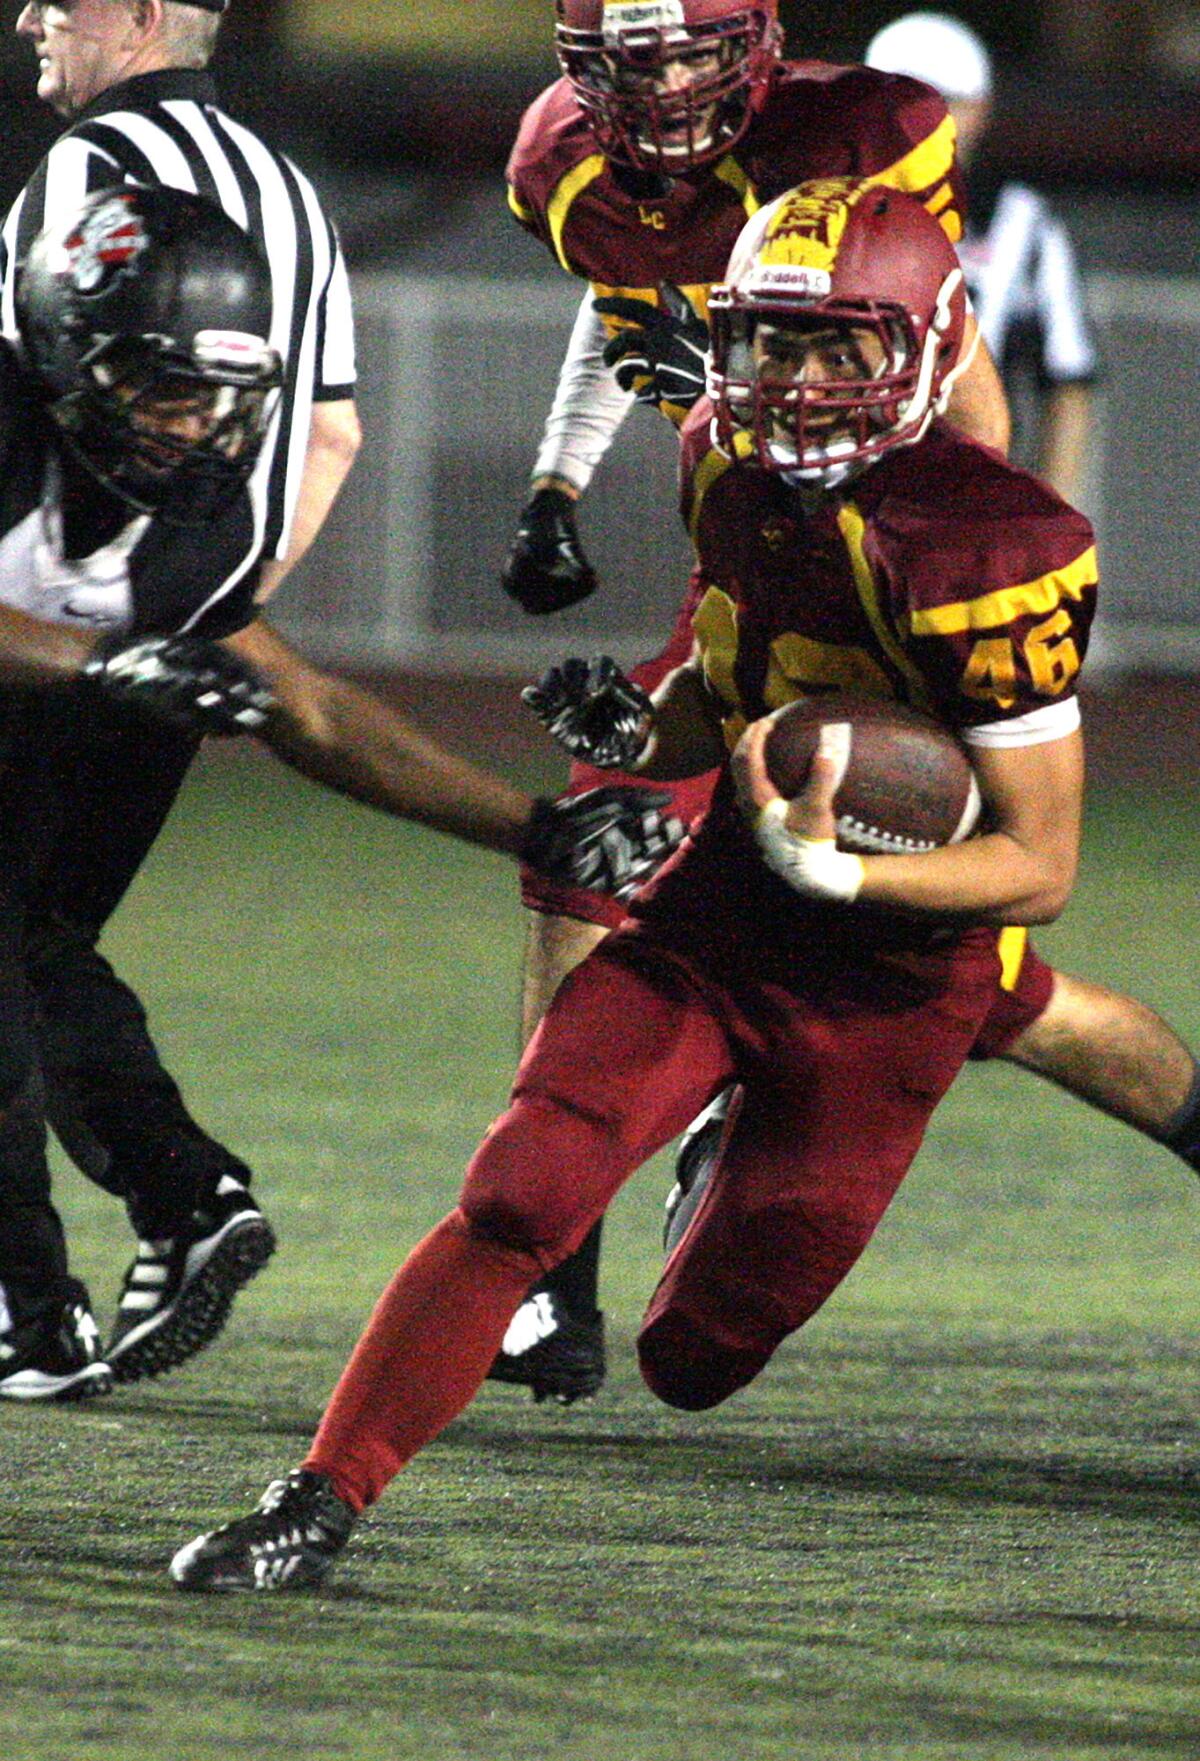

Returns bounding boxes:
[762,693,981,854]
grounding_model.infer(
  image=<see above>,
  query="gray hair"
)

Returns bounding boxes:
[157,0,222,68]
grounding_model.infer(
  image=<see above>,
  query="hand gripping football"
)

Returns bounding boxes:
[763,694,981,854]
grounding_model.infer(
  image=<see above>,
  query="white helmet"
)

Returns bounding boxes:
[864,12,992,103]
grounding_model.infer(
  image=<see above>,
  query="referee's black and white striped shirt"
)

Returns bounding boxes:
[0,69,356,596]
[959,180,1099,392]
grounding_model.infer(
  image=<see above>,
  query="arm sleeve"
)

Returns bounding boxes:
[532,290,637,492]
[1034,214,1099,386]
[313,225,357,398]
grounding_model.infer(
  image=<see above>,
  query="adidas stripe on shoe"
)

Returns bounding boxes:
[170,1469,356,1592]
[107,1178,276,1384]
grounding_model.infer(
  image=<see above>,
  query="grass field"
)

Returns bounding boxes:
[4,726,1200,1761]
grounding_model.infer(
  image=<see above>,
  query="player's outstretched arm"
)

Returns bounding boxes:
[1038,383,1093,503]
[734,716,1082,925]
[224,619,684,895]
[226,618,535,854]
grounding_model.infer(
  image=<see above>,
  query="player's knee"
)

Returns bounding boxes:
[459,1091,623,1260]
[637,1310,768,1411]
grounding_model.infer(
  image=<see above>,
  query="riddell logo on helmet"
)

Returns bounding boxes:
[61,194,149,296]
[602,0,687,44]
[746,264,833,297]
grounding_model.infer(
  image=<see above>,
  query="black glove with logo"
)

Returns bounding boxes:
[594,284,709,424]
[501,485,598,616]
[82,634,274,736]
[521,787,684,900]
[522,654,654,770]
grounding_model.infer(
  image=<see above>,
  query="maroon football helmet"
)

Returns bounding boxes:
[555,0,782,174]
[708,179,968,482]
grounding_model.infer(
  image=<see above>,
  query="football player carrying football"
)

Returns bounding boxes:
[171,178,1099,1594]
[492,0,1200,1405]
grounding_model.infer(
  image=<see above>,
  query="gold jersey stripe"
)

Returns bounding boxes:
[924,178,964,242]
[936,207,963,244]
[691,585,742,720]
[712,155,762,221]
[837,502,934,710]
[865,115,963,238]
[506,183,535,225]
[687,432,754,545]
[865,113,957,202]
[906,546,1099,637]
[546,153,608,272]
[997,926,1028,992]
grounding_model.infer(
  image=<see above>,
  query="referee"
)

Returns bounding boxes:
[866,11,1099,502]
[0,0,360,1386]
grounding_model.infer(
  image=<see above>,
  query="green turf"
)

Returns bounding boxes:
[3,751,1200,1761]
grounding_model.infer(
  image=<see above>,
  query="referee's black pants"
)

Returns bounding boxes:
[0,692,251,1328]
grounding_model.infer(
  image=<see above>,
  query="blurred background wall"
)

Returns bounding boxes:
[4,0,1199,674]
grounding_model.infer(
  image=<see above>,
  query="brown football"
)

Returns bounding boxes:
[762,694,981,854]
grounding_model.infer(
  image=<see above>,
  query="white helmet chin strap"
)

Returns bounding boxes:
[924,267,970,413]
[879,265,966,454]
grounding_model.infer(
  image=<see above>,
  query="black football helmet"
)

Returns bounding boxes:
[16,185,282,523]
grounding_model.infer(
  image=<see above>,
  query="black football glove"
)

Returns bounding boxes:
[501,485,598,616]
[82,634,274,737]
[594,284,709,424]
[522,654,653,770]
[521,787,684,900]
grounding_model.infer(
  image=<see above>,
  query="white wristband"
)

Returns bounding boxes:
[753,798,865,903]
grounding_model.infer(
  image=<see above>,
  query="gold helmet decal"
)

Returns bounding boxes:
[708,176,969,482]
[725,181,875,297]
[757,181,869,273]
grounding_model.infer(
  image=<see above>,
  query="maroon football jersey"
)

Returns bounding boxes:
[678,411,1096,742]
[631,413,1097,972]
[507,61,964,320]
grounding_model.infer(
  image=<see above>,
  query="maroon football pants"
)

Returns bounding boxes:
[306,929,997,1509]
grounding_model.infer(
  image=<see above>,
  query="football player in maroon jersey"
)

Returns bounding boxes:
[171,179,1100,1593]
[489,0,1200,1406]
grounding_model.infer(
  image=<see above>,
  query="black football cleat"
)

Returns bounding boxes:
[663,1088,733,1254]
[107,1177,276,1384]
[170,1469,356,1592]
[487,1292,606,1404]
[0,1281,113,1402]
